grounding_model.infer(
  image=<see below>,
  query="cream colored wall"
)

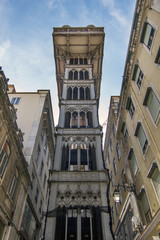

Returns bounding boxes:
[8,93,40,149]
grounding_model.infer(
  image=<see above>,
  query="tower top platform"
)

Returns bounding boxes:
[53,26,105,98]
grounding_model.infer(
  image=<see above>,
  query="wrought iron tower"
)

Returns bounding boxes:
[45,25,113,240]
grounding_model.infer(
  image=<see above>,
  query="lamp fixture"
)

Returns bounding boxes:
[113,184,136,203]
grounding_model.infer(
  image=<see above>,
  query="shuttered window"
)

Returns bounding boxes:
[143,88,160,123]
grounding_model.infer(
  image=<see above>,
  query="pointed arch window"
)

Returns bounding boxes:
[61,143,96,171]
[0,141,11,178]
[80,112,86,128]
[80,87,84,100]
[87,112,93,127]
[73,87,78,100]
[69,71,73,80]
[72,112,78,128]
[67,87,72,100]
[75,58,78,65]
[86,87,90,100]
[80,70,84,80]
[74,71,78,80]
[85,70,89,79]
[65,112,71,128]
[8,167,19,198]
[84,58,87,64]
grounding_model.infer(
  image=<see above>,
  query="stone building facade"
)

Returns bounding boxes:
[0,67,31,240]
[104,0,160,239]
[8,88,55,239]
[45,26,113,240]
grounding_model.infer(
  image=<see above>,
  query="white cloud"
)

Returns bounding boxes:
[0,40,11,60]
[100,0,128,27]
[101,0,114,8]
[48,0,58,10]
[110,9,128,26]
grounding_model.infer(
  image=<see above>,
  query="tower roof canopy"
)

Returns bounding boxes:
[53,26,105,98]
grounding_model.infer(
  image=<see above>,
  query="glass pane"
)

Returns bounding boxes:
[144,24,152,46]
[141,191,150,215]
[130,151,138,176]
[137,125,146,150]
[147,90,160,122]
[153,170,160,201]
[67,217,77,240]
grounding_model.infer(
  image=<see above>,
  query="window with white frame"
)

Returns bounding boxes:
[110,138,113,152]
[11,97,21,105]
[8,167,19,198]
[121,169,127,189]
[40,161,44,176]
[134,122,148,155]
[111,206,115,225]
[112,124,116,137]
[0,220,5,240]
[0,141,11,178]
[35,144,41,162]
[61,143,96,171]
[143,87,160,123]
[115,202,119,216]
[147,163,160,202]
[128,148,138,177]
[126,97,135,119]
[155,46,160,65]
[116,143,121,160]
[139,189,152,224]
[110,170,114,187]
[113,158,117,175]
[121,122,129,142]
[108,151,110,164]
[140,22,155,50]
[35,188,39,203]
[132,64,144,89]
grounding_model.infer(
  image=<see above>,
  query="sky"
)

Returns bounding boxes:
[0,0,136,133]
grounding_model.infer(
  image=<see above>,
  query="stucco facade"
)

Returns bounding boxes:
[104,0,160,239]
